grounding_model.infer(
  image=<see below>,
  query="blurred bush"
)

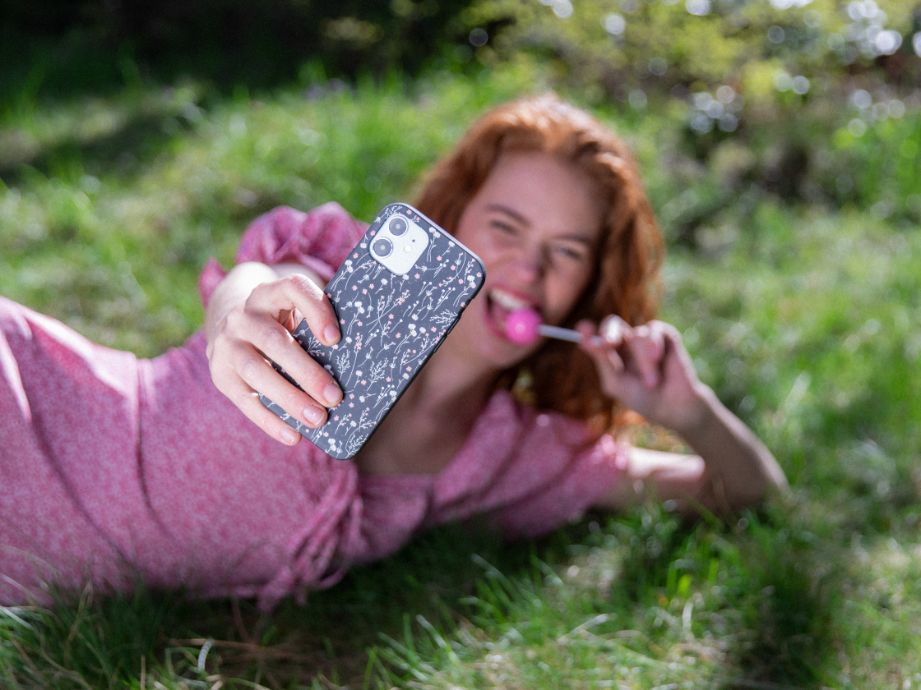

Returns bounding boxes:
[2,0,920,235]
[463,0,921,232]
[0,0,472,91]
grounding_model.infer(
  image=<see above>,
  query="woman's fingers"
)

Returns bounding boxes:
[657,322,704,394]
[660,323,693,369]
[238,274,344,408]
[233,345,332,427]
[579,316,672,393]
[628,322,666,388]
[595,316,628,373]
[207,273,347,442]
[230,309,343,410]
[578,318,626,382]
[600,314,628,345]
[223,377,304,446]
[580,317,703,429]
[246,273,341,346]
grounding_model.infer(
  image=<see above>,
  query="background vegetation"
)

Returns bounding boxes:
[2,0,920,687]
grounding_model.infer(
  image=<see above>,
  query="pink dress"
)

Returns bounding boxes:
[0,203,626,611]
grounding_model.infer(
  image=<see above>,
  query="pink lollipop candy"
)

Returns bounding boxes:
[504,308,597,345]
[505,308,543,345]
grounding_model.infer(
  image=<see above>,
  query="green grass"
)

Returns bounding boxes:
[2,60,921,688]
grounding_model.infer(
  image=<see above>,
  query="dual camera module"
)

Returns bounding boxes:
[371,217,407,258]
[370,214,430,276]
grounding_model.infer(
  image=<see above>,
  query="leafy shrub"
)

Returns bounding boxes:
[464,0,921,227]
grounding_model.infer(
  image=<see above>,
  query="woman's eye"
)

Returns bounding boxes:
[491,221,517,235]
[554,245,588,262]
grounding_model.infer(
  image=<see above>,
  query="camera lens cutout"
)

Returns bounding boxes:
[372,237,393,257]
[389,217,408,236]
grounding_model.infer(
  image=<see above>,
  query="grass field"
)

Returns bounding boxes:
[2,59,920,689]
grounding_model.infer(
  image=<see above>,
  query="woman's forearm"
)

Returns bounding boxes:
[679,385,788,511]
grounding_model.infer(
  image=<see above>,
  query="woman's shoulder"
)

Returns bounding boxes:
[199,202,367,306]
[236,202,367,262]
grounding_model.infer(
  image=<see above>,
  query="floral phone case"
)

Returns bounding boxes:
[260,202,486,459]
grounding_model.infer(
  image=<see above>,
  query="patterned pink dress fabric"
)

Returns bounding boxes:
[0,203,626,610]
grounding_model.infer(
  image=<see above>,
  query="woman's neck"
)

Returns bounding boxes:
[353,341,502,476]
[401,339,500,417]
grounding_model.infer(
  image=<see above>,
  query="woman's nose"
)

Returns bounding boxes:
[507,246,545,283]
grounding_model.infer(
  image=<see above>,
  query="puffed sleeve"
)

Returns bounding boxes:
[198,202,367,307]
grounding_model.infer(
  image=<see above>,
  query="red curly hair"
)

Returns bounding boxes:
[413,94,664,435]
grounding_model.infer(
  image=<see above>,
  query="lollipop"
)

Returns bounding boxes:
[504,308,543,345]
[504,308,610,345]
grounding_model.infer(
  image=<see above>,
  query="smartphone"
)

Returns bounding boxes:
[259,202,486,459]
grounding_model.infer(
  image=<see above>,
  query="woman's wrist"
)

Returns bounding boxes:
[669,382,718,440]
[674,384,788,505]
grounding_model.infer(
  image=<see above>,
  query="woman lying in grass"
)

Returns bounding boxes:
[0,94,786,611]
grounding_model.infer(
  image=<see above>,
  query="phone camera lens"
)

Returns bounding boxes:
[372,237,393,257]
[389,217,408,236]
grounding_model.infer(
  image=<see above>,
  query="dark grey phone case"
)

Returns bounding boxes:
[260,202,486,459]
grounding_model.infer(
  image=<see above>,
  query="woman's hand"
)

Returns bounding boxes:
[205,262,343,445]
[581,316,789,511]
[577,317,708,435]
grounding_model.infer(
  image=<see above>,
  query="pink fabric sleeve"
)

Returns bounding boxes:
[489,433,628,540]
[198,202,367,307]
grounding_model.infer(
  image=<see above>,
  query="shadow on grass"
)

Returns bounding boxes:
[238,524,549,687]
[0,102,196,187]
[714,481,921,690]
[603,505,840,690]
[720,528,838,690]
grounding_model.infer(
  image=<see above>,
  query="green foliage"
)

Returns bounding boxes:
[468,0,920,97]
[468,0,921,225]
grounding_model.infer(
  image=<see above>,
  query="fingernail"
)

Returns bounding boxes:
[323,325,339,345]
[323,383,342,407]
[604,319,623,341]
[304,406,325,426]
[282,428,299,445]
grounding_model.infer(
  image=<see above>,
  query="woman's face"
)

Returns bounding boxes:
[449,150,604,370]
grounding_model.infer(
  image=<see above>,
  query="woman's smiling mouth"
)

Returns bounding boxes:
[485,288,540,341]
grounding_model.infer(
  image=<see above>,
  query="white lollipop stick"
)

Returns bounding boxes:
[505,308,624,346]
[538,324,616,346]
[537,324,584,343]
